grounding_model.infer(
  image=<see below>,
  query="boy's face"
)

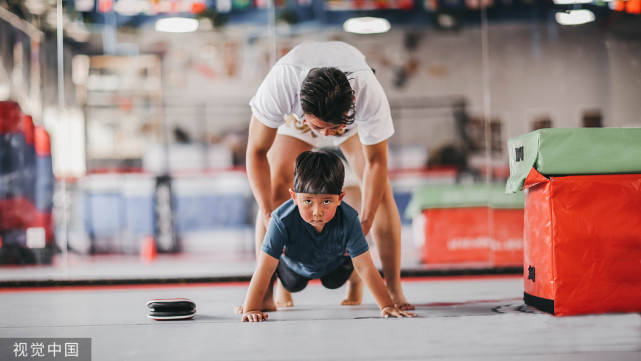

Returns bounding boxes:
[289,189,345,232]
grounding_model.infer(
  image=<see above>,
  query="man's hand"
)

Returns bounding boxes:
[242,310,269,322]
[381,305,417,318]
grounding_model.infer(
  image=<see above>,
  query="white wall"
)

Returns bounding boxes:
[129,20,641,152]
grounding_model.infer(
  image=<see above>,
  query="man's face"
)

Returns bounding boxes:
[303,114,346,137]
[289,190,344,233]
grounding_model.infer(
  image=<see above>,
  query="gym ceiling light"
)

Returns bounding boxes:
[555,9,596,25]
[155,17,199,33]
[343,17,391,34]
[552,0,593,4]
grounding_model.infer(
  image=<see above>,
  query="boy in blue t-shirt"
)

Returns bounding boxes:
[239,150,416,322]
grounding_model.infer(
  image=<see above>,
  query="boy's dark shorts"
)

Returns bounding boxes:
[276,256,353,293]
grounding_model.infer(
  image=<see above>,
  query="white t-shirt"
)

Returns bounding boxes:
[249,41,394,146]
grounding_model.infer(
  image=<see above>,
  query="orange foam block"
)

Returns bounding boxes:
[421,207,524,266]
[523,168,641,316]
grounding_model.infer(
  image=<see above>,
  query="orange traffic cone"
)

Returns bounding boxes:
[140,236,157,263]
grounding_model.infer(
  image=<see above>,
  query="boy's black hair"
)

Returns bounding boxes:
[300,67,355,126]
[293,150,345,195]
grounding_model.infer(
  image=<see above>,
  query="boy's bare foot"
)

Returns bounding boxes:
[340,294,362,305]
[341,272,363,306]
[275,297,293,308]
[275,281,294,308]
[262,298,277,312]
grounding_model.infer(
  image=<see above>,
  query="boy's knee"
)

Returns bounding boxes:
[280,276,308,293]
[321,271,352,289]
[276,262,309,293]
[321,278,344,290]
[321,257,354,289]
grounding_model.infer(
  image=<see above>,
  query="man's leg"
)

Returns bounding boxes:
[340,184,363,305]
[340,134,414,310]
[371,179,414,309]
[254,134,313,309]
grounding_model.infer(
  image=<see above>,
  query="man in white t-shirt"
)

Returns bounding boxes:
[246,41,413,311]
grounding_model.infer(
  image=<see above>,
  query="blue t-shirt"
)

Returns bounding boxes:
[261,199,369,279]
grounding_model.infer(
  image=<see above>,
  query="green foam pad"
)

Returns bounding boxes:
[506,128,641,193]
[405,183,524,219]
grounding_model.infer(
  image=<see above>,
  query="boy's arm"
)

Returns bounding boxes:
[241,250,279,322]
[352,251,416,318]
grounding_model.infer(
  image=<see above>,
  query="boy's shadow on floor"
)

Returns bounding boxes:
[184,299,542,323]
[404,298,543,318]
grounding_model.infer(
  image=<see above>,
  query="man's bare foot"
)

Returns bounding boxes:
[341,272,363,306]
[275,281,294,308]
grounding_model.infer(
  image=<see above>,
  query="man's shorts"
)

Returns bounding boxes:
[278,114,360,188]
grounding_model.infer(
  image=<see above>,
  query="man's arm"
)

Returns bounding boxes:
[241,251,279,322]
[246,116,278,224]
[352,250,416,318]
[359,140,389,235]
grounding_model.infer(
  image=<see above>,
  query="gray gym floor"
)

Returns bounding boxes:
[1,275,639,361]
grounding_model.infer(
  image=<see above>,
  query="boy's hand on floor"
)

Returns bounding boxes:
[381,305,417,318]
[242,310,269,322]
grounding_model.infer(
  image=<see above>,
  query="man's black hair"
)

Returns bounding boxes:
[294,150,345,195]
[300,67,355,126]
